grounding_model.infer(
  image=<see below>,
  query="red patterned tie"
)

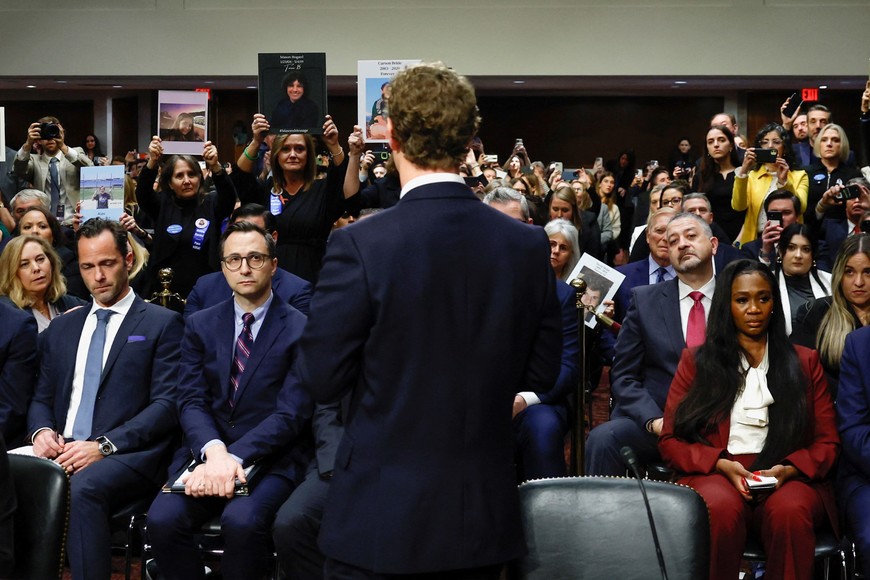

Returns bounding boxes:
[686,291,706,348]
[229,313,255,407]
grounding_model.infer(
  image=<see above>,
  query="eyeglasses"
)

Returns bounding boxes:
[221,252,270,271]
[661,197,683,207]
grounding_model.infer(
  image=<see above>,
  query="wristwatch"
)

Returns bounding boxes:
[95,436,114,456]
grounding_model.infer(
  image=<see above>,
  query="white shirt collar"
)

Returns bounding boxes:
[399,173,465,199]
[88,287,136,318]
[677,275,716,301]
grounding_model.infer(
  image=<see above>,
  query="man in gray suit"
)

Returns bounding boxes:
[13,116,92,224]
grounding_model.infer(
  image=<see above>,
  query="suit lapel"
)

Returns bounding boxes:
[215,301,235,403]
[658,280,686,360]
[100,297,145,384]
[232,300,285,406]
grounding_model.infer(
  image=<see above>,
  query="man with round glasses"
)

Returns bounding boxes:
[146,220,312,580]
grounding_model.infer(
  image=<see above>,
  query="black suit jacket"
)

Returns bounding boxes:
[298,180,562,573]
[0,302,38,446]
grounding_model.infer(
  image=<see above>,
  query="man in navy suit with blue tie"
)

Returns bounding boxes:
[27,218,183,580]
[298,62,562,579]
[184,204,312,317]
[147,221,312,580]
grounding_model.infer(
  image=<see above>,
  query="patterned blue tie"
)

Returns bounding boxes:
[48,157,61,215]
[655,267,666,284]
[229,313,255,407]
[72,309,115,440]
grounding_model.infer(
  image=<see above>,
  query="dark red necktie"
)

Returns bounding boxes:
[229,313,255,407]
[686,291,706,348]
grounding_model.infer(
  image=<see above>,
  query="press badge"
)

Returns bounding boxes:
[192,218,210,250]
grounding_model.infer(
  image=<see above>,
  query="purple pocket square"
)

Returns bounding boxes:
[127,335,147,343]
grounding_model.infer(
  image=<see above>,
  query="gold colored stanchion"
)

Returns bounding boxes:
[145,268,186,309]
[570,276,587,476]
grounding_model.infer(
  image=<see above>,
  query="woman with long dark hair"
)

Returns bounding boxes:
[694,125,744,242]
[660,259,839,580]
[773,223,831,335]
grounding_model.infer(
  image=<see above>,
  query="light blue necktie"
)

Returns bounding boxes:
[48,157,60,214]
[72,309,115,440]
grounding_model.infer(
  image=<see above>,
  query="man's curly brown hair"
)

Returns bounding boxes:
[388,62,481,171]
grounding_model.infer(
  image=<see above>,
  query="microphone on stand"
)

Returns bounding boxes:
[621,446,669,580]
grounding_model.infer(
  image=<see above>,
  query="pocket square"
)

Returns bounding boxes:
[127,335,147,343]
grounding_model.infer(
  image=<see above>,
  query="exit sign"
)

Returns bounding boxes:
[802,88,819,102]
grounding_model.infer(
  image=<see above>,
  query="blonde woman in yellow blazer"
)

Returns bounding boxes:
[732,123,808,246]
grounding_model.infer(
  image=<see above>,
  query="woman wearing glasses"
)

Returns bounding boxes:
[732,123,808,246]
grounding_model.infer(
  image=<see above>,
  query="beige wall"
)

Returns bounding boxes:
[1,0,869,77]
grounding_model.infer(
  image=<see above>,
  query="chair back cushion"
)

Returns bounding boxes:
[514,476,709,580]
[9,455,69,580]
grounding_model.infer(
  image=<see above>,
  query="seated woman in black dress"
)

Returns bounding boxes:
[660,260,839,580]
[135,138,236,301]
[772,223,831,335]
[233,113,350,283]
[792,233,870,394]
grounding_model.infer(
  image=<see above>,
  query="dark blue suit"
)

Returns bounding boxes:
[585,278,686,475]
[184,267,312,317]
[513,279,579,481]
[27,296,182,580]
[613,259,653,324]
[0,301,38,447]
[147,297,312,580]
[817,219,854,273]
[298,180,562,574]
[835,326,870,572]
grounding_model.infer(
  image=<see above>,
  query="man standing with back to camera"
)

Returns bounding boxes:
[297,62,562,579]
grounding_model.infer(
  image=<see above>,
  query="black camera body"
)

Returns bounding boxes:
[836,184,863,202]
[39,122,60,140]
[754,148,777,164]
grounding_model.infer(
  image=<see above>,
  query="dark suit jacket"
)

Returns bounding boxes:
[817,219,854,272]
[27,295,183,485]
[611,278,686,428]
[183,268,312,318]
[533,280,579,406]
[298,180,562,573]
[836,326,870,511]
[613,259,653,324]
[171,297,312,481]
[0,302,38,446]
[661,345,840,534]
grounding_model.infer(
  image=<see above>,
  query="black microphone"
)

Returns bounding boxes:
[621,446,669,580]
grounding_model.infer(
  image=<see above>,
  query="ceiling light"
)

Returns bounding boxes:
[26,85,35,88]
[819,85,828,89]
[112,85,123,88]
[513,80,525,84]
[674,81,687,85]
[56,80,67,84]
[246,85,257,89]
[204,81,214,85]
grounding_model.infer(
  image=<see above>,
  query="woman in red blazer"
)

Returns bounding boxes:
[659,259,839,580]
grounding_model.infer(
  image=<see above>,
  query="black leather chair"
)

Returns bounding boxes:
[7,455,70,580]
[512,476,710,580]
[742,529,848,580]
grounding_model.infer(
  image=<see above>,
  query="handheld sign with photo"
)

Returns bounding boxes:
[567,253,626,329]
[259,53,327,135]
[357,60,420,143]
[79,165,125,221]
[158,90,209,155]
